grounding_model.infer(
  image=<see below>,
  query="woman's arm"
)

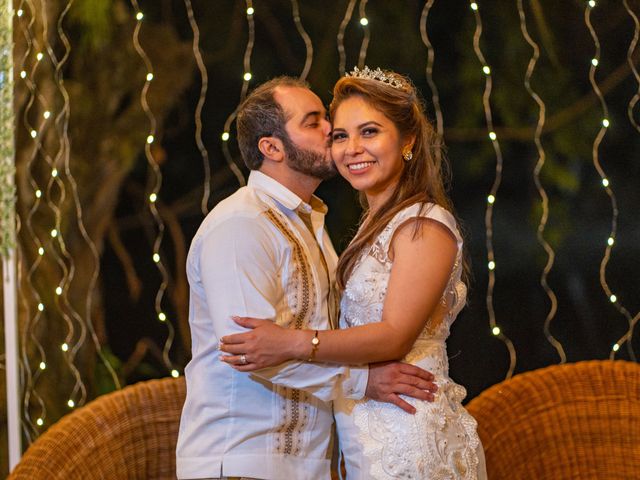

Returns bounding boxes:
[220,218,458,369]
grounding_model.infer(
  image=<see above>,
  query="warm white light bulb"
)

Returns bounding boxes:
[489,131,497,141]
[246,7,254,15]
[38,247,44,256]
[52,168,58,178]
[36,52,43,61]
[482,66,491,75]
[17,9,23,17]
[607,237,614,246]
[35,190,42,198]
[360,17,369,26]
[149,193,157,203]
[221,132,230,141]
[158,312,167,321]
[146,135,154,144]
[67,399,75,408]
[61,343,69,352]
[492,326,501,336]
[602,178,609,187]
[146,73,154,81]
[20,70,26,79]
[43,111,51,119]
[612,343,620,352]
[51,229,58,238]
[591,58,598,67]
[488,261,495,271]
[38,303,44,312]
[243,72,252,81]
[470,2,478,11]
[602,118,609,128]
[610,294,617,303]
[171,369,180,378]
[36,418,44,426]
[589,0,596,7]
[487,195,495,204]
[30,130,37,138]
[153,253,160,263]
[136,12,143,21]
[55,286,62,296]
[39,361,46,370]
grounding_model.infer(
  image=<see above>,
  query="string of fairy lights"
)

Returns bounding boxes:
[419,0,444,166]
[469,1,517,379]
[219,1,254,188]
[615,1,640,358]
[6,1,640,452]
[516,0,566,363]
[183,0,211,215]
[130,0,179,379]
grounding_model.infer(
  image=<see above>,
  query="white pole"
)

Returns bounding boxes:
[1,0,21,470]
[3,251,20,469]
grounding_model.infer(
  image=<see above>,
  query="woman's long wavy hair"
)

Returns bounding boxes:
[331,72,466,290]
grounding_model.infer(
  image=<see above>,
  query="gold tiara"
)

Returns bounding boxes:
[345,66,406,90]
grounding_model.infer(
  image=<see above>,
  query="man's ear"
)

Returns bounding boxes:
[258,136,285,163]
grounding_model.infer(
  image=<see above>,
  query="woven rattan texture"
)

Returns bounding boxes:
[466,360,640,480]
[9,376,186,479]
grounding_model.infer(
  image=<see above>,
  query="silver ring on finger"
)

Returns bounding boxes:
[240,354,248,365]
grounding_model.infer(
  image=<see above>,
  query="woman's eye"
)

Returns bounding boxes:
[362,127,378,136]
[331,132,346,142]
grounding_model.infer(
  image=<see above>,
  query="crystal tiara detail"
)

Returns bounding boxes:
[345,66,406,90]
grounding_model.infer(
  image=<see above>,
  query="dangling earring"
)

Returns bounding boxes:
[402,149,413,162]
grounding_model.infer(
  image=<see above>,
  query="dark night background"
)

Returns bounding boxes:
[94,0,640,400]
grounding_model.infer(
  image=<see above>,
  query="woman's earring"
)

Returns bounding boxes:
[402,150,413,162]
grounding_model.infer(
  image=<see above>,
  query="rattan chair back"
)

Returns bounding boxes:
[9,376,186,479]
[466,360,640,479]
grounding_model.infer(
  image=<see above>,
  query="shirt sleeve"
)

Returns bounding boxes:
[198,215,368,401]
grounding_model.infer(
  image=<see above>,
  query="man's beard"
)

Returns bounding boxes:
[282,135,337,181]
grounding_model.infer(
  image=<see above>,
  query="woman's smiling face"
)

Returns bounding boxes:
[331,95,406,202]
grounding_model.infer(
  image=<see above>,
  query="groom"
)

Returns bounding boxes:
[176,76,437,480]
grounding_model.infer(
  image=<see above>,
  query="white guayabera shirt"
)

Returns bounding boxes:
[176,170,368,480]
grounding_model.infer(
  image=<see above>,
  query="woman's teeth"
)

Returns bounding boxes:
[348,162,375,171]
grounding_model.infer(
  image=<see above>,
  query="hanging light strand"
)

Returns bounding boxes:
[183,0,211,215]
[470,1,517,379]
[221,1,257,188]
[356,0,370,69]
[517,0,565,363]
[337,0,357,76]
[584,3,635,360]
[52,1,121,394]
[130,0,175,374]
[290,0,313,81]
[623,0,640,134]
[419,0,444,165]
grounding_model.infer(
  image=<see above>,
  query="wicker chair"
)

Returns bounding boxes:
[466,360,640,479]
[9,376,186,479]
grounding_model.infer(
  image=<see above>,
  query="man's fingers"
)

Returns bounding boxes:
[397,363,434,381]
[392,384,435,402]
[388,393,417,414]
[396,374,438,393]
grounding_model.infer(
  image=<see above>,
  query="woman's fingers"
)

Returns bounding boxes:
[231,316,270,328]
[219,342,245,354]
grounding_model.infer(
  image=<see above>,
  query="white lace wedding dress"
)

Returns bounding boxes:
[334,203,487,480]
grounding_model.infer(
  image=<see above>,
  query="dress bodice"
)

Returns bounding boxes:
[340,203,467,363]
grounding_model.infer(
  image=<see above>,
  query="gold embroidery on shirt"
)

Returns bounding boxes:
[264,208,315,456]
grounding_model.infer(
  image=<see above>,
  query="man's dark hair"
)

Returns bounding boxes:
[236,76,310,170]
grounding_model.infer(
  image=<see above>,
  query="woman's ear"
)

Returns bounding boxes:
[258,136,285,163]
[402,135,416,153]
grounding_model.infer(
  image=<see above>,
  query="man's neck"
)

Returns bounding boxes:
[258,166,321,204]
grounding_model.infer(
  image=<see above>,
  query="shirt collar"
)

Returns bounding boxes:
[248,170,328,215]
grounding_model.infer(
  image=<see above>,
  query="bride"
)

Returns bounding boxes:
[220,67,487,479]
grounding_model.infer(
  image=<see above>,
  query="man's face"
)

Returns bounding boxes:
[273,86,337,180]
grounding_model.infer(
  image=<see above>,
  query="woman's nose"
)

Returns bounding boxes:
[345,136,363,156]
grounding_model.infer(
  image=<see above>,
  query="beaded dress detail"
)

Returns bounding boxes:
[334,203,486,480]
